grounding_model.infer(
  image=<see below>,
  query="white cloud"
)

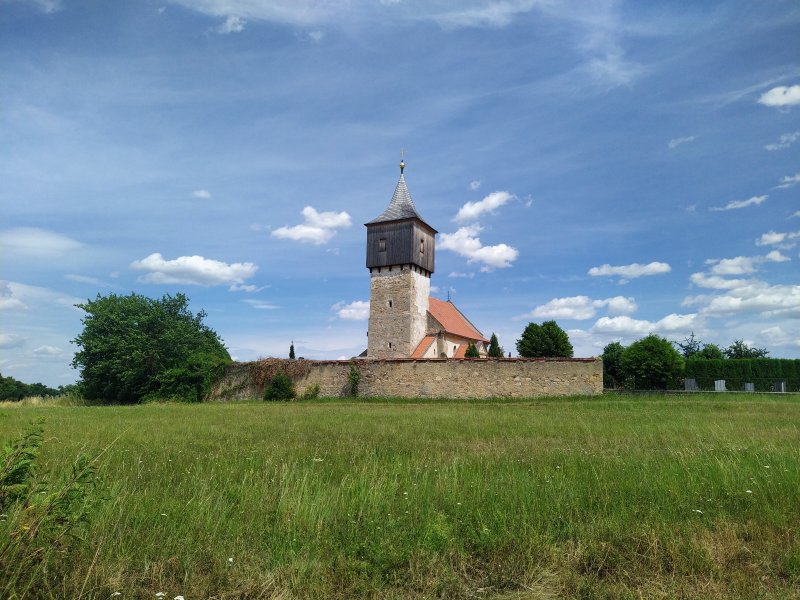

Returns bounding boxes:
[217,15,246,33]
[192,189,212,199]
[758,85,800,107]
[765,250,790,263]
[690,272,756,290]
[331,300,369,321]
[706,256,756,276]
[307,30,324,42]
[588,261,671,280]
[668,135,695,149]
[776,172,800,189]
[432,1,539,29]
[469,180,481,191]
[0,281,28,311]
[792,211,800,219]
[32,345,63,357]
[591,313,699,336]
[130,253,258,288]
[438,224,519,270]
[756,231,788,246]
[242,299,279,310]
[0,334,25,349]
[0,227,83,258]
[272,206,351,245]
[759,326,800,348]
[527,295,638,321]
[0,280,79,311]
[765,130,800,151]
[448,271,475,279]
[454,191,515,223]
[710,195,767,211]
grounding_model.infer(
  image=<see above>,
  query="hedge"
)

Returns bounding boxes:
[685,358,800,392]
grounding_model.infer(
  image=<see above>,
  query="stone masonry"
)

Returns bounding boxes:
[209,357,603,400]
[367,266,430,359]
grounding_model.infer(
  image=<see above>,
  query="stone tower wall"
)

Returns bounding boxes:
[367,266,430,358]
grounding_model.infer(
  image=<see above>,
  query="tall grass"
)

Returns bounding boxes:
[0,394,798,598]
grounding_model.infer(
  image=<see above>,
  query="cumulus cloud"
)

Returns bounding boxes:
[130,253,258,288]
[0,281,28,311]
[588,261,671,281]
[0,334,25,349]
[217,15,246,33]
[756,231,789,246]
[776,172,800,189]
[526,295,638,321]
[331,300,369,320]
[668,135,695,149]
[758,85,800,107]
[710,195,767,211]
[454,191,515,223]
[0,227,83,258]
[704,250,792,277]
[272,206,351,245]
[438,224,519,270]
[192,189,212,199]
[591,313,699,336]
[765,131,800,151]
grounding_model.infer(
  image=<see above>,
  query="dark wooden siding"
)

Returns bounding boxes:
[366,220,435,273]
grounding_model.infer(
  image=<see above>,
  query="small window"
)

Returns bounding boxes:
[388,341,392,349]
[379,238,386,252]
[388,299,393,308]
[419,239,424,254]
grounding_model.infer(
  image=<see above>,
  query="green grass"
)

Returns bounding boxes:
[1,394,799,599]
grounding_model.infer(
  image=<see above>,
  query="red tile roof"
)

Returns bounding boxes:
[428,297,488,342]
[453,343,467,358]
[410,335,436,358]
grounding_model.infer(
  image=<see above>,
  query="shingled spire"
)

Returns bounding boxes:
[367,161,430,226]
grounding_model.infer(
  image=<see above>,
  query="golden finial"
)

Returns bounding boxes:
[400,148,405,174]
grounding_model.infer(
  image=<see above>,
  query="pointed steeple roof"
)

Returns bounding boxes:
[366,161,435,230]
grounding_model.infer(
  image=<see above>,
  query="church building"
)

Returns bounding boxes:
[365,160,489,359]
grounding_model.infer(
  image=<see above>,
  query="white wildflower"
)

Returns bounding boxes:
[746,490,753,494]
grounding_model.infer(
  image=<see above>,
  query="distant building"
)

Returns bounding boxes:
[365,160,488,359]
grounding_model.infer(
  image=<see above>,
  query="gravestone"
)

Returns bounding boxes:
[684,378,699,392]
[744,382,755,392]
[714,379,726,392]
[773,381,787,393]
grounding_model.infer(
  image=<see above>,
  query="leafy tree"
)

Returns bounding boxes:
[487,333,504,358]
[263,373,295,401]
[674,331,702,359]
[516,321,573,358]
[465,342,480,358]
[289,342,295,360]
[601,342,625,388]
[696,343,724,360]
[724,339,769,359]
[621,334,684,390]
[0,373,58,401]
[71,293,231,403]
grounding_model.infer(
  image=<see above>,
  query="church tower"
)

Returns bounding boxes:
[366,160,437,358]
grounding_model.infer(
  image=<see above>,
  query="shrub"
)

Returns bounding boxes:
[465,342,480,358]
[263,373,295,401]
[348,364,361,397]
[621,334,684,390]
[686,358,800,391]
[299,383,320,400]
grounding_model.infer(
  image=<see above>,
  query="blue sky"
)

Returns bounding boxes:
[1,0,799,386]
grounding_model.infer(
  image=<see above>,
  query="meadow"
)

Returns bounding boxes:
[1,394,799,599]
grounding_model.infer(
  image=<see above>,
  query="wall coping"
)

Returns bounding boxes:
[238,357,600,366]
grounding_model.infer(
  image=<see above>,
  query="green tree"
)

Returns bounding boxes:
[71,293,231,403]
[289,342,296,360]
[674,331,702,359]
[724,339,769,359]
[601,342,625,388]
[696,343,724,360]
[516,321,573,358]
[0,373,58,401]
[487,333,504,358]
[621,334,684,390]
[465,342,480,358]
[263,373,295,401]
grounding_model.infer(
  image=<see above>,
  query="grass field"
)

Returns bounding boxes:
[1,394,799,599]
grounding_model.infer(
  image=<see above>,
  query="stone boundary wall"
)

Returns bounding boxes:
[208,357,602,400]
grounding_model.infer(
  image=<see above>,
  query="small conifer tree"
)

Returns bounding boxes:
[487,333,504,358]
[465,342,480,358]
[289,343,295,360]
